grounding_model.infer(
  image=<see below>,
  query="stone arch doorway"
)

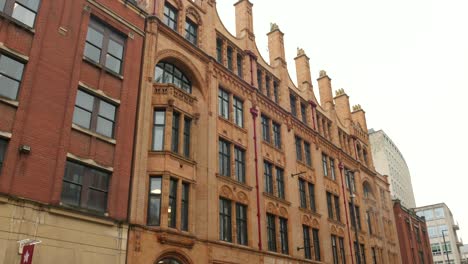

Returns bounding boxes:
[155,252,191,264]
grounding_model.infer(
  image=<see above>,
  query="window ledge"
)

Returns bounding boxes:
[216,173,253,191]
[148,150,196,166]
[0,13,35,35]
[79,81,121,105]
[71,124,116,145]
[327,218,345,227]
[0,42,29,62]
[0,96,19,108]
[262,192,291,206]
[51,205,115,226]
[66,152,114,172]
[218,116,248,134]
[298,207,321,218]
[261,140,283,153]
[0,130,12,139]
[82,57,124,80]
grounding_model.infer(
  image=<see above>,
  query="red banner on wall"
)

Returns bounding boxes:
[21,244,35,264]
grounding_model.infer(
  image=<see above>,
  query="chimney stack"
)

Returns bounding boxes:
[267,23,286,67]
[317,70,334,110]
[294,48,312,90]
[351,104,368,132]
[234,0,254,38]
[334,89,352,125]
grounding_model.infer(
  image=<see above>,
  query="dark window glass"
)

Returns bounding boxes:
[339,237,346,264]
[350,205,361,230]
[218,88,229,119]
[332,235,339,264]
[185,19,197,45]
[273,81,279,103]
[155,62,192,93]
[360,244,366,264]
[267,213,277,252]
[346,169,356,192]
[236,54,243,77]
[322,154,328,177]
[279,217,289,254]
[301,102,307,123]
[330,158,336,180]
[61,160,110,212]
[313,228,321,261]
[295,136,303,161]
[234,146,245,183]
[181,182,189,231]
[85,18,125,74]
[261,115,271,142]
[371,247,377,264]
[148,177,162,225]
[276,167,285,199]
[290,94,297,117]
[236,203,248,245]
[152,110,166,150]
[304,141,312,166]
[334,195,341,222]
[257,69,262,90]
[227,46,233,71]
[299,179,307,209]
[219,198,232,242]
[183,117,191,158]
[163,3,178,31]
[0,54,25,100]
[216,38,223,63]
[219,138,231,176]
[308,183,316,212]
[303,225,311,259]
[366,211,372,235]
[171,111,180,153]
[265,75,271,98]
[168,178,178,228]
[327,192,334,219]
[73,90,116,138]
[233,97,243,127]
[272,122,281,149]
[264,161,273,194]
[0,138,7,171]
[1,0,40,27]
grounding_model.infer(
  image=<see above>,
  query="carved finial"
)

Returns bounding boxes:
[319,70,327,77]
[352,104,362,111]
[270,23,279,32]
[135,0,149,9]
[297,47,305,56]
[335,88,345,96]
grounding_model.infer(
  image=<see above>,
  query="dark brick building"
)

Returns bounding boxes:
[0,0,145,263]
[394,199,433,264]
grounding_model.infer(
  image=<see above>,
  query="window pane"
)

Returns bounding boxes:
[168,178,178,228]
[98,100,116,120]
[0,0,5,11]
[105,55,121,73]
[89,169,109,190]
[75,90,94,110]
[87,189,107,211]
[154,110,165,124]
[86,27,104,48]
[155,65,163,82]
[148,195,161,225]
[0,75,20,100]
[0,138,7,168]
[153,127,164,150]
[73,107,92,129]
[107,39,123,59]
[12,3,35,27]
[84,43,101,63]
[16,0,40,11]
[96,118,113,140]
[61,182,81,207]
[0,55,25,80]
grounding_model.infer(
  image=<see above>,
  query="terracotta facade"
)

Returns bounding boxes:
[127,0,401,263]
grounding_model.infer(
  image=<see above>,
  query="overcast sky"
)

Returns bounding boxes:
[218,0,468,241]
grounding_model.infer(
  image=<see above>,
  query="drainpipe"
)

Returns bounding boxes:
[339,162,355,264]
[250,106,262,251]
[308,100,317,130]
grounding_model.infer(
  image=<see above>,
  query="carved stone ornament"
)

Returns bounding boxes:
[279,207,288,218]
[270,23,279,32]
[335,88,345,96]
[157,233,195,249]
[297,47,305,56]
[134,0,149,9]
[319,70,327,77]
[312,218,320,228]
[302,215,311,225]
[220,185,233,199]
[237,191,248,204]
[267,202,277,214]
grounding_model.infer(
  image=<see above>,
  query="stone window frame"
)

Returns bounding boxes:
[1,0,41,28]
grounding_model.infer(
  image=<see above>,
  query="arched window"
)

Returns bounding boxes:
[155,62,192,93]
[157,258,182,264]
[363,182,372,198]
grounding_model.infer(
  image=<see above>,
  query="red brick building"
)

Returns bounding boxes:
[0,0,145,263]
[394,199,433,264]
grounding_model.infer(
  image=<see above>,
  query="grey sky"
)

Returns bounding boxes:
[217,0,468,241]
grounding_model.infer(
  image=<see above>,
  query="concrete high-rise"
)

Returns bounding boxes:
[369,129,417,208]
[415,203,464,264]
